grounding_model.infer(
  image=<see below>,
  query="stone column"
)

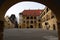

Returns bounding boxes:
[0,21,4,40]
[57,22,60,40]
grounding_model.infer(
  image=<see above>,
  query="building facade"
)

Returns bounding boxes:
[9,14,18,28]
[4,16,15,28]
[4,8,57,30]
[19,10,42,28]
[40,7,57,31]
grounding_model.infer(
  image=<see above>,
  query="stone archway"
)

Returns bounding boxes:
[0,0,60,40]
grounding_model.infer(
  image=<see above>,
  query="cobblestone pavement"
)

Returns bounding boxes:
[3,28,58,40]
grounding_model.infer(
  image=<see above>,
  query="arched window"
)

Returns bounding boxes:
[34,17,36,19]
[30,25,33,28]
[27,17,29,19]
[30,21,33,24]
[45,22,48,25]
[39,23,41,28]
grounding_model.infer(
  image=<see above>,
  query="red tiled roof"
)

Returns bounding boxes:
[22,10,43,16]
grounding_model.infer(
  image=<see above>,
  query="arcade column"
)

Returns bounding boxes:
[57,22,60,40]
[0,20,4,40]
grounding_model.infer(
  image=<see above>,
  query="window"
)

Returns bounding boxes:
[39,23,41,28]
[19,13,22,15]
[44,12,45,15]
[27,17,29,19]
[45,22,48,25]
[38,19,41,22]
[53,24,56,30]
[30,16,33,19]
[30,25,33,28]
[31,21,33,23]
[51,15,54,18]
[34,17,36,19]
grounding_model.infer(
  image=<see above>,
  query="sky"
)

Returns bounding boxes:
[5,1,46,23]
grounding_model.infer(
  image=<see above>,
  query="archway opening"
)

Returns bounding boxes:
[4,1,58,40]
